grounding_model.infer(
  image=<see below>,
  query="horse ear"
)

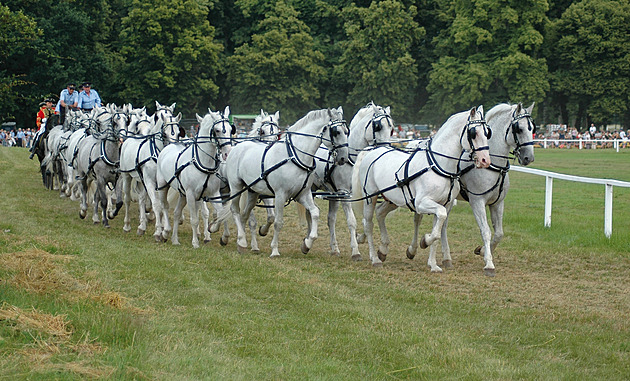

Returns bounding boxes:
[155,101,161,109]
[516,103,523,114]
[476,105,484,118]
[337,106,343,115]
[526,102,535,114]
[224,106,230,118]
[260,109,265,117]
[385,106,391,115]
[274,111,280,122]
[175,112,182,122]
[169,102,176,111]
[469,107,477,118]
[196,113,203,123]
[141,106,146,114]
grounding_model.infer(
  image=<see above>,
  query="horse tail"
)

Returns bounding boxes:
[295,203,307,227]
[210,200,233,229]
[351,150,368,219]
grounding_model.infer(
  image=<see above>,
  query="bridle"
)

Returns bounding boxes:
[506,109,536,157]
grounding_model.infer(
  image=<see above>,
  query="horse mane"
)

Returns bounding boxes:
[287,109,328,132]
[485,103,514,120]
[248,113,266,137]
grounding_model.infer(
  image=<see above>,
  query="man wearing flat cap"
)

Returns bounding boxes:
[56,82,79,125]
[77,81,101,112]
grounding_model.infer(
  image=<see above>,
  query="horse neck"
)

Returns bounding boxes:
[486,106,514,163]
[430,114,468,171]
[195,123,219,166]
[288,119,325,166]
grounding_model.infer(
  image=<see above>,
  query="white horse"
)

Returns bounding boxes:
[308,102,394,260]
[120,111,184,236]
[155,106,234,248]
[234,109,281,253]
[428,102,536,276]
[220,107,349,257]
[352,106,492,270]
[73,120,123,227]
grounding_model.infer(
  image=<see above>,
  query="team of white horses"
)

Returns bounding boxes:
[38,101,536,276]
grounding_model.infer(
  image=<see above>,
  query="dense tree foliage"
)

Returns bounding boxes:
[1,0,629,129]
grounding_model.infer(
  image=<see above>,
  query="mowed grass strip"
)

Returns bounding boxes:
[1,146,629,380]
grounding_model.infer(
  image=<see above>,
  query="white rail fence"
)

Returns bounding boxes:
[534,138,629,152]
[510,166,630,238]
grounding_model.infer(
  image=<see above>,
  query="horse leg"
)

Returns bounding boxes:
[200,202,211,244]
[341,200,361,261]
[296,191,319,254]
[92,182,102,225]
[259,198,275,236]
[244,193,260,253]
[414,198,448,273]
[136,182,148,236]
[327,200,341,256]
[171,194,186,246]
[269,196,287,258]
[471,198,501,277]
[407,212,423,260]
[230,193,249,254]
[122,174,132,232]
[79,177,88,219]
[362,197,381,266]
[439,209,453,268]
[96,179,110,228]
[375,201,398,261]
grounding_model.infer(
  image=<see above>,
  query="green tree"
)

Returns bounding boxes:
[117,0,222,113]
[227,0,326,122]
[0,4,42,124]
[426,0,549,123]
[551,0,630,128]
[334,0,424,120]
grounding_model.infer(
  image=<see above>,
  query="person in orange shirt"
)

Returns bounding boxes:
[30,99,55,159]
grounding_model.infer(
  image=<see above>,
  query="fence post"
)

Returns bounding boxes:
[605,184,613,238]
[579,138,583,149]
[545,176,553,228]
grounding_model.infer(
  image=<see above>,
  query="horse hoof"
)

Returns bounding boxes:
[259,226,269,237]
[154,235,163,243]
[484,268,496,277]
[251,249,261,255]
[137,229,145,236]
[123,226,131,233]
[430,267,443,273]
[269,253,280,259]
[351,254,362,262]
[377,250,387,262]
[419,235,428,249]
[372,262,383,268]
[356,234,366,244]
[442,259,453,269]
[93,221,100,225]
[208,224,219,233]
[301,240,310,254]
[237,245,247,254]
[474,246,482,255]
[79,211,86,220]
[220,236,228,246]
[104,224,110,229]
[204,239,211,244]
[406,247,415,260]
[330,250,341,257]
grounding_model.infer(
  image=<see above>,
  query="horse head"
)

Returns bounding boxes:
[509,102,536,166]
[162,112,185,143]
[251,109,280,142]
[323,106,350,166]
[197,105,234,161]
[364,102,394,146]
[464,105,492,169]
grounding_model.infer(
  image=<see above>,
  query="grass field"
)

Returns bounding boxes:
[1,146,629,380]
